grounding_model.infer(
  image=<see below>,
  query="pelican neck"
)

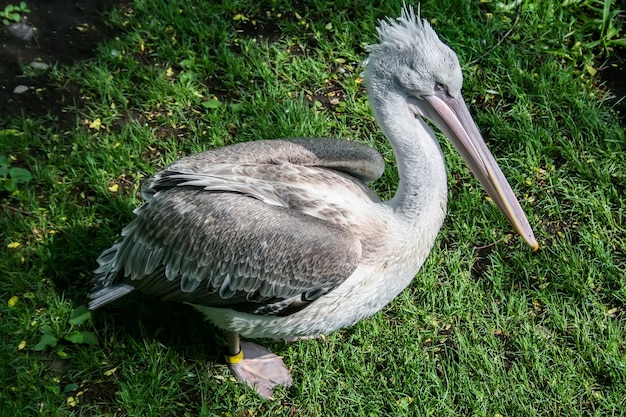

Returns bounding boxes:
[369,90,448,221]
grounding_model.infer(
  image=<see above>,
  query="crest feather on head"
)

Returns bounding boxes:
[361,4,463,97]
[367,5,441,54]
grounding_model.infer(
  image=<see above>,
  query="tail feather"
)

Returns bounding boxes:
[90,239,134,309]
[89,284,135,309]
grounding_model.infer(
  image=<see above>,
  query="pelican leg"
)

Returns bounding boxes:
[226,331,241,356]
[225,332,293,399]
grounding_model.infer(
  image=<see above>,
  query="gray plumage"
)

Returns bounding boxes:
[91,138,386,316]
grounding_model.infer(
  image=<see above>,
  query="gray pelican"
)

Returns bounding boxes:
[90,7,538,398]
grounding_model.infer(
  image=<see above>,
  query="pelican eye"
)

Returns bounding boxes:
[435,82,446,92]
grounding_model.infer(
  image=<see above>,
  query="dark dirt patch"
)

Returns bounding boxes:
[306,81,345,111]
[0,0,127,123]
[234,16,282,45]
[470,243,495,280]
[600,53,626,119]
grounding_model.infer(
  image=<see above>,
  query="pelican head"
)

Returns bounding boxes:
[363,7,538,250]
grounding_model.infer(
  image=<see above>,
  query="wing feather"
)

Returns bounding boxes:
[93,188,363,315]
[91,138,387,315]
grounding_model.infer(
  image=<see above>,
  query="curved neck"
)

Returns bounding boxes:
[369,86,448,220]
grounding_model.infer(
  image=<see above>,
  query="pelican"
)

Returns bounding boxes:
[90,7,537,398]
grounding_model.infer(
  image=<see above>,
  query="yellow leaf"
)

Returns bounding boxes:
[18,340,27,350]
[104,367,118,376]
[585,64,597,77]
[8,296,19,308]
[7,242,21,249]
[89,118,102,130]
[67,396,77,407]
[108,184,119,193]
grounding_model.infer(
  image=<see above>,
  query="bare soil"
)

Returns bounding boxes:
[0,0,125,122]
[601,55,626,117]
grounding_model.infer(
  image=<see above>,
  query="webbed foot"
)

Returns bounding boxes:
[227,340,292,398]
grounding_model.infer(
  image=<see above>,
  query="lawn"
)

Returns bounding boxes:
[1,0,625,415]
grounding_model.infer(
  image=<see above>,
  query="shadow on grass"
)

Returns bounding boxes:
[39,196,228,366]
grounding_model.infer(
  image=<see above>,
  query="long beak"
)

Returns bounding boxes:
[422,94,538,250]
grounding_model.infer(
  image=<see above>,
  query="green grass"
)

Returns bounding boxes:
[1,0,625,415]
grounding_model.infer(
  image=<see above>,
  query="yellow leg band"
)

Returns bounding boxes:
[226,350,244,365]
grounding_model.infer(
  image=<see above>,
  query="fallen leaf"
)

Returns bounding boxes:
[8,295,19,307]
[104,367,118,376]
[89,118,102,130]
